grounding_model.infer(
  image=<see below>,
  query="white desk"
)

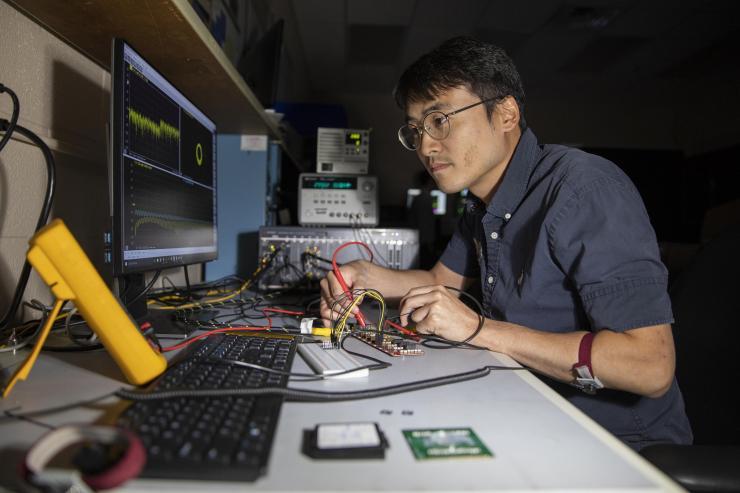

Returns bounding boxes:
[0,332,683,492]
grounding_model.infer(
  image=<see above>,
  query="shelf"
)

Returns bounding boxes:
[9,0,290,143]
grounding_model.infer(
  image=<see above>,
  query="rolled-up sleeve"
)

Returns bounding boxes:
[547,176,673,332]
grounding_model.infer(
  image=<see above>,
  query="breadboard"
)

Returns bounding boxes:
[297,343,369,379]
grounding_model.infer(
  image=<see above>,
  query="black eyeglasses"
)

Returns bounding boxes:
[398,98,497,151]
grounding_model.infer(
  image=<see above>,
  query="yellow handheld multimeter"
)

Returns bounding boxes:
[2,219,167,397]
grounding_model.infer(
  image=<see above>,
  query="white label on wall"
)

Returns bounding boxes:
[241,135,268,151]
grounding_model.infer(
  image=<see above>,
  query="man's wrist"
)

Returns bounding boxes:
[473,318,501,352]
[571,332,604,394]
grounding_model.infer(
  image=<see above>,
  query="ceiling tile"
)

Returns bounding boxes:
[474,28,530,57]
[515,30,595,76]
[412,0,487,28]
[400,26,475,68]
[560,35,647,74]
[348,24,405,64]
[290,0,345,24]
[544,3,626,32]
[298,21,345,59]
[347,0,415,25]
[660,29,740,79]
[346,64,397,92]
[477,0,561,34]
[605,0,688,37]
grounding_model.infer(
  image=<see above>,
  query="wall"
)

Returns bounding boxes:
[0,1,110,322]
[0,1,200,324]
[205,136,280,281]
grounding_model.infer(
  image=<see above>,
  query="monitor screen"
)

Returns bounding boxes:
[406,188,447,216]
[110,39,217,277]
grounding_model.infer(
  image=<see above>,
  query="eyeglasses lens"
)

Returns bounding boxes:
[398,111,451,151]
[424,112,449,140]
[399,125,420,150]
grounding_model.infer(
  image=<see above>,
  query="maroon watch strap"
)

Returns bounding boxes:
[573,332,596,375]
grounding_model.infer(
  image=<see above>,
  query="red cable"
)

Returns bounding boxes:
[332,241,373,327]
[161,326,269,353]
[262,308,304,315]
[260,307,304,332]
[385,319,418,337]
[160,307,304,353]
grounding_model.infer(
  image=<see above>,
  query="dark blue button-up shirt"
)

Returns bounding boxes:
[440,128,692,449]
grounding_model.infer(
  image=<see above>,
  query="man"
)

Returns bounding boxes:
[320,37,692,450]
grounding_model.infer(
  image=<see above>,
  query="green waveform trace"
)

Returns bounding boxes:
[128,108,180,141]
[133,215,209,236]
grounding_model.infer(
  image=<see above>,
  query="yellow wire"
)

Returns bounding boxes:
[331,289,386,344]
[147,252,275,311]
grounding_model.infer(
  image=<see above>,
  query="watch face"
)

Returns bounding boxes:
[573,366,604,394]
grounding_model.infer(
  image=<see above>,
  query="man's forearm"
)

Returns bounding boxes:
[357,261,438,301]
[471,320,675,398]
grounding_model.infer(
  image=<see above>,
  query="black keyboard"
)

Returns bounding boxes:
[117,333,297,482]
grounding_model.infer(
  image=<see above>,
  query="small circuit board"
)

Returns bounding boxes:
[354,331,424,357]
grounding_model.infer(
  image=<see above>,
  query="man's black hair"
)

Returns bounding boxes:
[394,36,526,129]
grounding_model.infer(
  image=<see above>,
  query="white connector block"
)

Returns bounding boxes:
[297,343,370,379]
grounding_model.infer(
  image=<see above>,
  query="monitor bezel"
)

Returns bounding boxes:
[110,38,218,277]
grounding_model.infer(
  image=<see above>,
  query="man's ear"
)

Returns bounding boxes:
[497,96,520,131]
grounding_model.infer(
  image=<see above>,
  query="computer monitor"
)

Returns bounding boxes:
[110,38,217,321]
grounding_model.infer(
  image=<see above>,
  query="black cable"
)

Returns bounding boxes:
[417,286,487,350]
[3,409,56,430]
[0,392,117,421]
[204,353,385,380]
[125,270,161,308]
[0,83,20,153]
[303,252,335,266]
[115,364,526,403]
[183,265,192,301]
[341,333,391,369]
[42,343,103,352]
[0,121,56,331]
[149,274,244,298]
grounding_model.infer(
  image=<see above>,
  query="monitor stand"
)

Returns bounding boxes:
[117,273,195,340]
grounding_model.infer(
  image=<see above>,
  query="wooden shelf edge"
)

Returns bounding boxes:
[7,0,304,168]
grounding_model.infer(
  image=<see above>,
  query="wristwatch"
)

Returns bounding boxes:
[571,332,604,394]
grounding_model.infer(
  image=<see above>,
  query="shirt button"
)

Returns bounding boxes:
[487,275,494,284]
[490,232,499,240]
[504,213,511,220]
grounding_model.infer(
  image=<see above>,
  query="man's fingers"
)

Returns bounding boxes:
[399,291,439,326]
[319,298,345,327]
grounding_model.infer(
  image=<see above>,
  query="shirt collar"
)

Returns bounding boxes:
[467,127,540,219]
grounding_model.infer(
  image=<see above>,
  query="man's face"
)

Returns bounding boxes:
[405,86,511,201]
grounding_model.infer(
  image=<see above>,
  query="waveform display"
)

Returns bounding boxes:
[132,210,211,238]
[123,158,215,251]
[180,110,214,186]
[123,64,180,171]
[127,108,180,142]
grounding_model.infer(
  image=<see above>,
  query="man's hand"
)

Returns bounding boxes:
[398,285,480,342]
[319,260,368,326]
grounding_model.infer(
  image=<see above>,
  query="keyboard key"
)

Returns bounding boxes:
[117,333,295,482]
